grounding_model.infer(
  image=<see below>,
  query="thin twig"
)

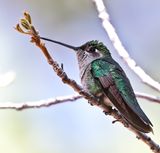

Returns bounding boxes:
[92,0,160,92]
[0,94,81,110]
[15,12,160,153]
[136,92,160,104]
[0,92,159,110]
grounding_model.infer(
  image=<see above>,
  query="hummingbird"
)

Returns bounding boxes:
[40,37,153,133]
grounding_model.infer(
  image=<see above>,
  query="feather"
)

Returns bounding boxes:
[91,59,153,133]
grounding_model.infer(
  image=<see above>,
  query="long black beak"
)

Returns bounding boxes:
[40,37,79,51]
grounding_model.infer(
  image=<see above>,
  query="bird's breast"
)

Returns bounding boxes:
[76,49,101,79]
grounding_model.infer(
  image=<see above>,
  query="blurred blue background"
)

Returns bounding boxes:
[0,0,160,153]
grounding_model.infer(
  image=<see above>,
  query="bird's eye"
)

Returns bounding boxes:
[86,46,96,53]
[89,47,96,52]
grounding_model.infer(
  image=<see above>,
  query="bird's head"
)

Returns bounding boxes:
[40,37,111,58]
[79,40,111,58]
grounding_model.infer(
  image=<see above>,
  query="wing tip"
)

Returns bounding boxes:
[128,119,153,133]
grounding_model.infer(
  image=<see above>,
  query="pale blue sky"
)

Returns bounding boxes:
[0,1,160,153]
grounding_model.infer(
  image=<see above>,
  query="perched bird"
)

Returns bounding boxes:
[40,37,153,133]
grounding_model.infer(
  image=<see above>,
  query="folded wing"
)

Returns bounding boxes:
[91,59,153,133]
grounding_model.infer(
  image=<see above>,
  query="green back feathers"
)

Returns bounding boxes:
[91,59,153,131]
[91,60,112,77]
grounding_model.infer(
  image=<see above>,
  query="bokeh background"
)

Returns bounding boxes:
[0,0,160,153]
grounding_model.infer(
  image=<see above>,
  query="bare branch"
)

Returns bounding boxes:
[92,0,160,92]
[0,94,81,110]
[15,12,160,153]
[136,92,160,104]
[0,92,159,110]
